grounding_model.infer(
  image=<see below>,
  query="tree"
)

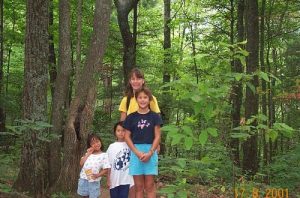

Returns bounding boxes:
[0,0,4,133]
[13,0,49,196]
[242,0,259,175]
[48,0,72,187]
[114,0,139,84]
[53,0,112,191]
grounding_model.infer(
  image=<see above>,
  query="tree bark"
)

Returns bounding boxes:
[48,0,72,188]
[0,0,4,133]
[13,0,49,196]
[75,0,83,88]
[114,0,139,85]
[230,0,244,167]
[242,0,259,176]
[53,0,112,192]
[49,0,57,99]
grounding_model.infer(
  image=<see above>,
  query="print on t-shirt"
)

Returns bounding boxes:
[113,148,130,171]
[137,119,150,129]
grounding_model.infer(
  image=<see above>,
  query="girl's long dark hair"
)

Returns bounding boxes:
[125,68,145,110]
[113,121,124,136]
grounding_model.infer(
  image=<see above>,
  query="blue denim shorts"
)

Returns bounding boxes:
[77,178,100,198]
[129,144,158,175]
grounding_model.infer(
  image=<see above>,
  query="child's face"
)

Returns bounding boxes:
[115,125,125,141]
[130,73,144,91]
[136,91,150,109]
[90,138,101,151]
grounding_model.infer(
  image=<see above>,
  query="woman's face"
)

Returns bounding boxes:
[136,91,150,110]
[130,73,144,92]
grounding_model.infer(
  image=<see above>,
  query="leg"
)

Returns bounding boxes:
[144,175,156,198]
[133,175,145,198]
[129,185,135,198]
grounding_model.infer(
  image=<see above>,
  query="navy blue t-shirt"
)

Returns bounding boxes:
[123,111,163,144]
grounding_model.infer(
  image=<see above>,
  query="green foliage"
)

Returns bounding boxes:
[267,145,300,190]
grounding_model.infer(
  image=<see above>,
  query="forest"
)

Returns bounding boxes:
[0,0,299,197]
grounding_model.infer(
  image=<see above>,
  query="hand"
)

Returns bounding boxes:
[91,173,100,180]
[86,147,94,155]
[136,151,145,160]
[140,152,152,162]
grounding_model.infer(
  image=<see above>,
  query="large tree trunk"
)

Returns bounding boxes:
[114,0,138,84]
[242,0,259,176]
[13,0,49,196]
[74,0,83,87]
[53,0,112,192]
[230,0,244,167]
[0,0,4,133]
[48,0,72,188]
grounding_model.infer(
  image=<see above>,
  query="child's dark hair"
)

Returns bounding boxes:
[135,86,153,101]
[113,121,124,136]
[87,133,104,150]
[125,68,145,110]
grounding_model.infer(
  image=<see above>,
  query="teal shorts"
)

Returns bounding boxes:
[129,144,158,175]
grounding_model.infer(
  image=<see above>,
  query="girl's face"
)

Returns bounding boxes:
[130,73,144,92]
[90,138,101,151]
[115,125,125,141]
[136,91,150,110]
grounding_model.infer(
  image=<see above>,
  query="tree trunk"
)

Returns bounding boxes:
[75,0,83,87]
[49,0,57,99]
[242,0,259,176]
[13,0,49,196]
[230,0,244,166]
[48,0,72,188]
[114,0,138,85]
[0,0,4,133]
[53,0,112,192]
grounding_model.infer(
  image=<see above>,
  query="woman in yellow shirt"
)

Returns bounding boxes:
[119,68,160,121]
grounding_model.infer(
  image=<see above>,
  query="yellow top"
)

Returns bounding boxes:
[119,95,160,115]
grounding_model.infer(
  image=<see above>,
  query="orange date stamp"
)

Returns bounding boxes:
[234,187,289,198]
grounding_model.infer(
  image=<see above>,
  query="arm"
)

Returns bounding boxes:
[92,168,108,179]
[140,125,161,162]
[124,129,144,159]
[80,147,94,167]
[120,112,127,121]
[106,168,111,188]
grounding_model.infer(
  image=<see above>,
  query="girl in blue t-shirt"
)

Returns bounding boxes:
[123,87,163,198]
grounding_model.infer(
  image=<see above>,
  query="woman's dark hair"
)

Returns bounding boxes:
[113,121,124,136]
[125,68,145,110]
[135,86,153,101]
[87,133,104,150]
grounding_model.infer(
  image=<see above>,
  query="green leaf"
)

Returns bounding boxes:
[184,137,193,150]
[259,71,270,82]
[221,186,226,192]
[246,82,256,94]
[171,134,183,146]
[230,132,251,139]
[268,129,278,142]
[206,127,218,137]
[177,190,188,198]
[176,158,186,169]
[162,125,179,133]
[199,130,208,146]
[182,125,193,136]
[191,94,201,102]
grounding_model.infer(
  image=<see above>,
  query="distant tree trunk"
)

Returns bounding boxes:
[260,0,269,169]
[49,0,57,99]
[114,0,139,84]
[48,0,72,188]
[13,0,49,196]
[53,0,112,192]
[0,0,4,133]
[242,0,259,175]
[75,0,83,87]
[103,64,112,115]
[230,0,244,166]
[160,0,172,155]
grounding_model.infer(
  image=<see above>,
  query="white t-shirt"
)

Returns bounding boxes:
[106,142,134,189]
[79,152,111,182]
